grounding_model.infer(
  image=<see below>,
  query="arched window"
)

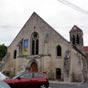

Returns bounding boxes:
[72,35,75,44]
[31,32,39,55]
[77,35,80,44]
[57,45,61,56]
[13,50,17,59]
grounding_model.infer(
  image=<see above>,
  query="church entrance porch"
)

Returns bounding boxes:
[30,62,38,72]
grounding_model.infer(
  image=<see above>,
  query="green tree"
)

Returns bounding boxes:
[0,44,7,61]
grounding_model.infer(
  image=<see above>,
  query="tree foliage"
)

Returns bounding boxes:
[0,44,7,61]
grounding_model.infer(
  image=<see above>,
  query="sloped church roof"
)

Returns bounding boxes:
[9,12,69,47]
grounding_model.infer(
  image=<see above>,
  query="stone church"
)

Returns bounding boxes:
[1,12,88,82]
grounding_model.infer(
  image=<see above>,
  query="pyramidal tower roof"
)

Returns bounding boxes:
[69,25,82,33]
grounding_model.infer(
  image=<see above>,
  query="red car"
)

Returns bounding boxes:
[4,72,49,88]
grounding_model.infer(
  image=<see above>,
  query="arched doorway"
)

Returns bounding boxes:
[56,68,61,80]
[31,62,38,72]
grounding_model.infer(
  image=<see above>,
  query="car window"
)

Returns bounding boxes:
[20,73,32,78]
[33,73,43,78]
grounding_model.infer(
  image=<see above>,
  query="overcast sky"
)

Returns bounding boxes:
[0,0,88,46]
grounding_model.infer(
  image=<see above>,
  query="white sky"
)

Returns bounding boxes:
[0,0,88,46]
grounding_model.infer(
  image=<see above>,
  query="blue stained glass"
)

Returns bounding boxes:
[24,39,28,48]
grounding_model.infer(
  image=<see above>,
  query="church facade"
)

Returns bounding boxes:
[1,12,88,82]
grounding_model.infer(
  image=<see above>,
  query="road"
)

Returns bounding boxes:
[49,82,88,88]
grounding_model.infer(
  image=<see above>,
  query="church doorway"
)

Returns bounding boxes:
[56,68,61,80]
[31,62,38,72]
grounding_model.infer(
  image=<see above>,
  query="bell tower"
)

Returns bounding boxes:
[69,25,83,51]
